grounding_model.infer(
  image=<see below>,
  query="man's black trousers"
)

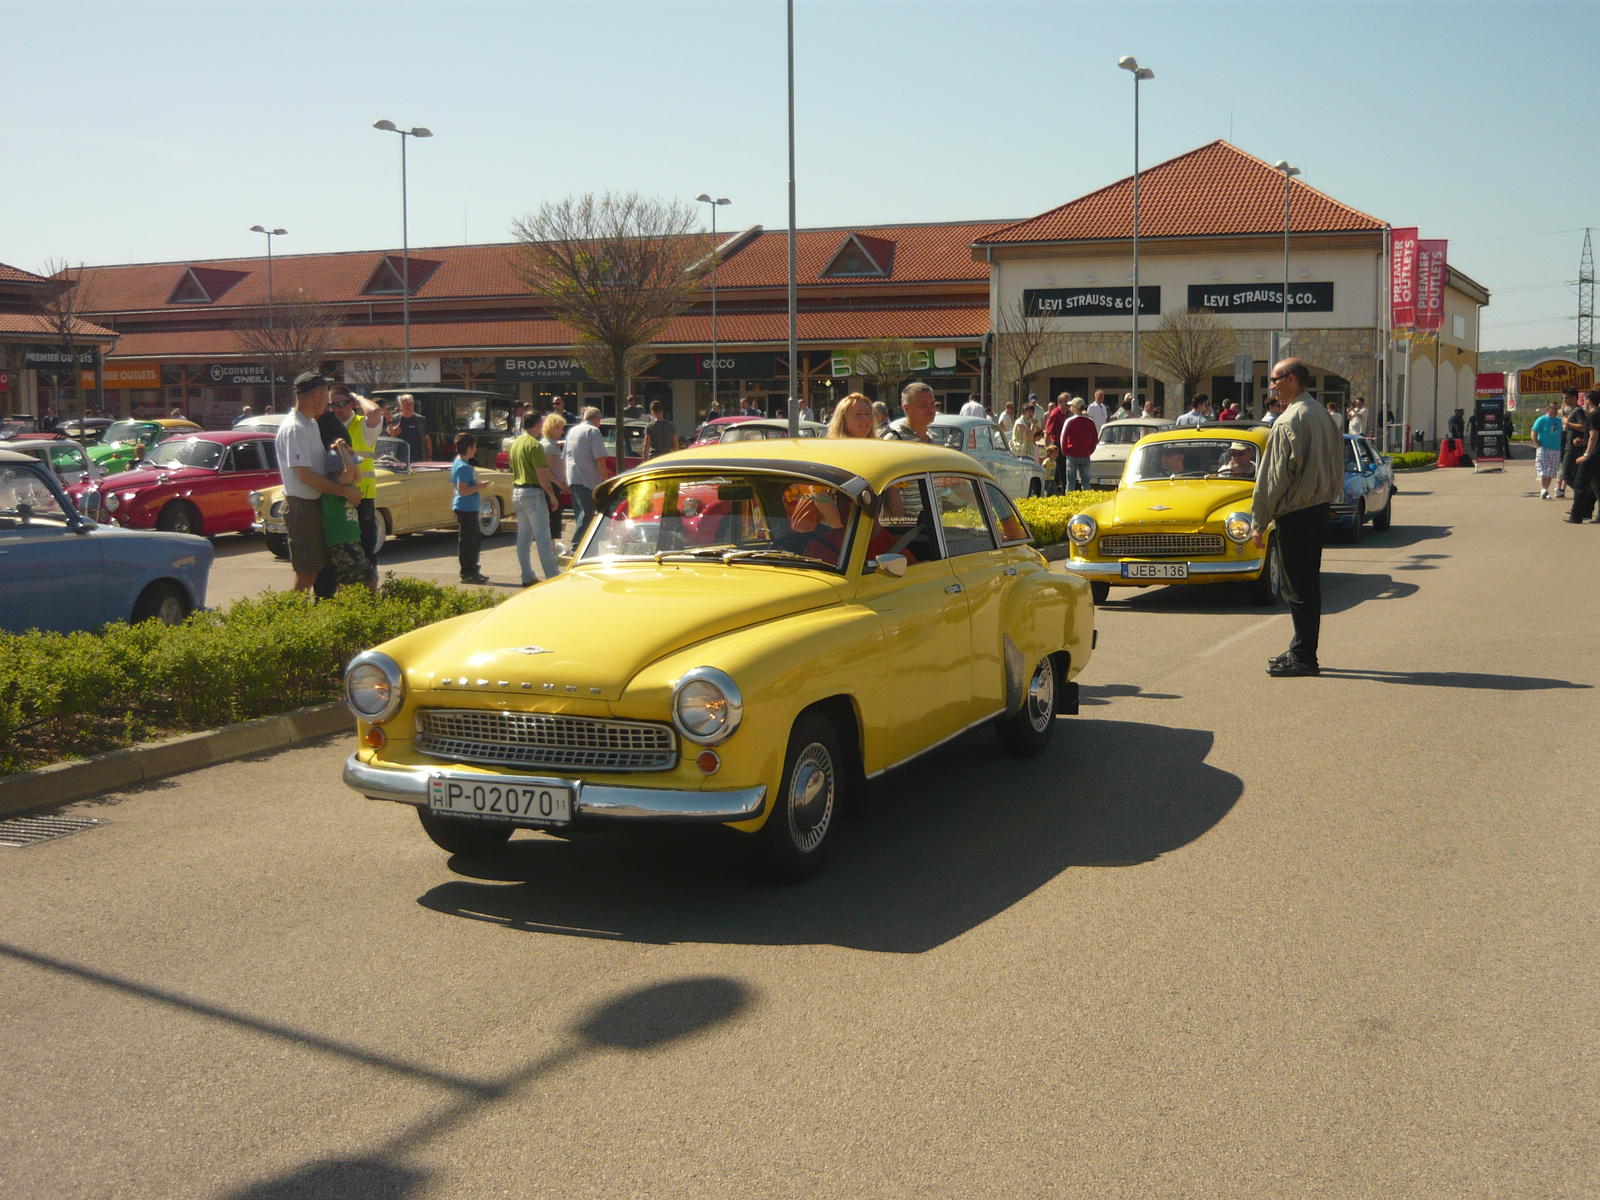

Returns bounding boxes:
[1569,455,1600,521]
[1275,503,1331,667]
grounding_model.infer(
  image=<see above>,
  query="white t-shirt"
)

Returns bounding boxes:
[1086,401,1108,430]
[960,399,987,418]
[997,411,1015,434]
[275,408,326,500]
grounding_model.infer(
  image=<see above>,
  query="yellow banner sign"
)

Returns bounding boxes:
[1517,359,1593,396]
[80,361,161,390]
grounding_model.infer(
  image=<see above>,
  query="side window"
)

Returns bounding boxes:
[870,476,941,565]
[934,475,998,557]
[985,426,1007,452]
[259,440,279,470]
[232,441,264,472]
[983,483,1031,544]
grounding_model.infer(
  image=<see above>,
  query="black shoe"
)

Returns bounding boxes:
[461,572,490,584]
[1564,515,1585,524]
[1268,658,1320,677]
[520,578,538,588]
[1268,651,1294,666]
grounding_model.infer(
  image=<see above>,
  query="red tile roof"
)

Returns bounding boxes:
[0,262,51,285]
[0,313,117,339]
[976,141,1384,245]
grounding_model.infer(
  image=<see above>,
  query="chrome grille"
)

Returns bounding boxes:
[415,708,676,772]
[1098,532,1225,557]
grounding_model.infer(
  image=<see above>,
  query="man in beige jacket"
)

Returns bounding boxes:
[1251,358,1346,676]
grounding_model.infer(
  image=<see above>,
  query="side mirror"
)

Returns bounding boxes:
[866,553,908,578]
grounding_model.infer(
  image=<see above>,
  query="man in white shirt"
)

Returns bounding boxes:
[1175,396,1212,427]
[1086,390,1109,430]
[564,407,611,535]
[275,372,362,593]
[960,395,987,418]
[1347,398,1367,437]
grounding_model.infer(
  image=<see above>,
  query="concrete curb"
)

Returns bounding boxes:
[0,702,352,819]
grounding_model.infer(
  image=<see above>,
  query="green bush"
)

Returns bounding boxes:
[1388,451,1438,469]
[1015,491,1104,545]
[0,575,501,775]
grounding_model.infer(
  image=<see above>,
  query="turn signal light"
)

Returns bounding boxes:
[696,749,720,774]
[363,726,387,749]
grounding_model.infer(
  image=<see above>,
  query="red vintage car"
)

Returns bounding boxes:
[69,429,282,537]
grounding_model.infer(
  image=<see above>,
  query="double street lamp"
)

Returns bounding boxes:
[249,224,287,410]
[1118,56,1154,407]
[695,194,731,415]
[372,119,433,385]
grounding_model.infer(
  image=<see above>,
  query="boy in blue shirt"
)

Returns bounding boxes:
[452,432,489,584]
[1531,398,1563,500]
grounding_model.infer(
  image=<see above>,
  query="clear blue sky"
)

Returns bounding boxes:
[2,0,1592,350]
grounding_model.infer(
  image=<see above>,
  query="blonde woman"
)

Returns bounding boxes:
[827,392,876,439]
[540,413,568,546]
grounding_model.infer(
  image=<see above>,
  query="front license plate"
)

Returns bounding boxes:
[427,773,572,827]
[265,520,285,534]
[1122,561,1189,580]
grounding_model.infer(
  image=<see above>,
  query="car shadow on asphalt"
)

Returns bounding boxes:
[1361,523,1450,549]
[1316,668,1591,691]
[417,717,1242,954]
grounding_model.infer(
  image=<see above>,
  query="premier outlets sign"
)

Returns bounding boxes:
[1023,286,1160,317]
[1186,283,1334,313]
[496,356,589,382]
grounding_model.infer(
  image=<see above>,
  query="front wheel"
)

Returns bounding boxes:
[1090,581,1110,605]
[756,712,843,883]
[265,533,290,560]
[1247,540,1283,606]
[372,509,391,556]
[1346,502,1364,544]
[1028,478,1043,498]
[996,655,1059,757]
[131,580,190,626]
[477,497,502,538]
[1372,491,1393,530]
[156,500,202,535]
[416,808,514,856]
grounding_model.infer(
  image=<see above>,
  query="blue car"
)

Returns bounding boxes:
[1329,434,1395,541]
[0,448,212,634]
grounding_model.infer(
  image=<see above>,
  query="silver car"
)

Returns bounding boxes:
[920,414,1048,501]
[1088,418,1173,488]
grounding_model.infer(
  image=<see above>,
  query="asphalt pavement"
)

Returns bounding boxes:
[2,457,1596,1199]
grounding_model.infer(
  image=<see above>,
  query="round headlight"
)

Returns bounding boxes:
[1066,513,1097,546]
[671,667,744,745]
[248,490,263,507]
[1224,511,1254,543]
[103,491,120,512]
[345,651,404,723]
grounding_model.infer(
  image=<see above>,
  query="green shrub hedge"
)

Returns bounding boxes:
[1388,451,1438,469]
[1015,491,1104,545]
[0,576,502,775]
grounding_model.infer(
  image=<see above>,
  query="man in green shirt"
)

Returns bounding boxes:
[509,425,561,585]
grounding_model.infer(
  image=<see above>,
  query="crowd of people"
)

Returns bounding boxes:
[1530,386,1600,522]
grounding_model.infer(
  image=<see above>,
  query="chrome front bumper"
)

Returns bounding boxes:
[343,754,767,823]
[1059,559,1265,578]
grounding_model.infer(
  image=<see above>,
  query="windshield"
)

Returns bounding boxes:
[581,472,856,570]
[103,421,158,446]
[1099,423,1161,446]
[720,425,790,443]
[1343,440,1359,471]
[925,425,967,450]
[1126,439,1258,482]
[0,463,72,527]
[146,438,225,470]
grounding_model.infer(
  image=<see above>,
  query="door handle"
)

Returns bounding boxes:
[945,583,963,594]
[1004,566,1018,576]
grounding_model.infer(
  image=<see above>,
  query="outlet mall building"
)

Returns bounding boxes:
[3,142,1487,442]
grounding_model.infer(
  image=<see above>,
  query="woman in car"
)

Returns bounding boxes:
[826,392,876,439]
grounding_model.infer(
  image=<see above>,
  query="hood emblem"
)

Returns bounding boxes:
[1148,505,1171,511]
[510,645,552,655]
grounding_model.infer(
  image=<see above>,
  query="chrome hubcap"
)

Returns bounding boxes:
[1025,659,1055,733]
[787,743,834,853]
[155,596,186,625]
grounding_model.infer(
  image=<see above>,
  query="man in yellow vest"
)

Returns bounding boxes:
[329,382,387,565]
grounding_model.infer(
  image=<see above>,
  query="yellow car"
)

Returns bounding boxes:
[250,436,514,557]
[1061,425,1281,605]
[341,439,1095,881]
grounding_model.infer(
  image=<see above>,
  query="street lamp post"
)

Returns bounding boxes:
[373,120,433,385]
[786,0,799,437]
[695,194,731,419]
[1118,56,1154,407]
[249,225,287,410]
[1273,161,1301,342]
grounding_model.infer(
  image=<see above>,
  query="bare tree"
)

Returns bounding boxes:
[1141,308,1236,408]
[39,260,103,423]
[995,296,1060,406]
[844,337,919,410]
[233,290,343,396]
[344,339,408,395]
[510,193,709,418]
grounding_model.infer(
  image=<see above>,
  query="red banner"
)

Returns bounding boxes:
[1390,226,1418,328]
[1416,239,1448,332]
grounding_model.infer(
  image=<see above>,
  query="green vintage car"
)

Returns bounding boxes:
[88,418,202,475]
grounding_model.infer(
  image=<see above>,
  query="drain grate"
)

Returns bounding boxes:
[0,813,104,847]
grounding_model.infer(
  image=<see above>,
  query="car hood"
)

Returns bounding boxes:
[94,464,212,490]
[1105,479,1256,527]
[403,564,842,699]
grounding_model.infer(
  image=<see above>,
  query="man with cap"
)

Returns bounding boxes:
[275,373,362,594]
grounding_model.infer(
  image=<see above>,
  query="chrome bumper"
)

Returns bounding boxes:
[1060,559,1265,577]
[343,753,767,823]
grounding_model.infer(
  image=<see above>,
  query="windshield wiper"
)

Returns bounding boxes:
[720,548,830,567]
[654,545,734,563]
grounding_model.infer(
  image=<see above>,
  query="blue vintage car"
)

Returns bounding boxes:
[1330,434,1395,541]
[0,448,213,634]
[893,413,1049,501]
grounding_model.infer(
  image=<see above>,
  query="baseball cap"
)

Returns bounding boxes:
[293,371,328,394]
